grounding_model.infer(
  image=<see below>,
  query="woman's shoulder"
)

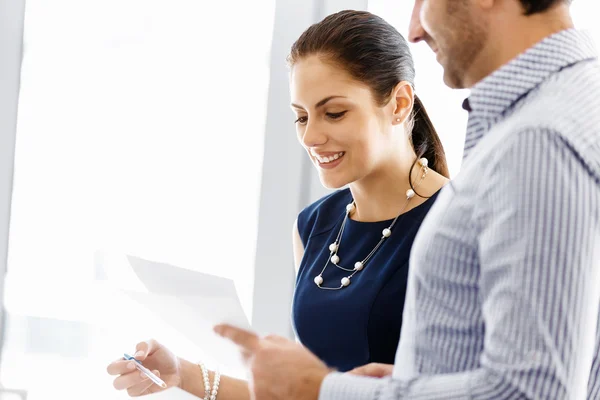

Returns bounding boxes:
[296,188,351,246]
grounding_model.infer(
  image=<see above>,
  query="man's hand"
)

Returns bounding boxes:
[348,363,394,378]
[215,324,330,400]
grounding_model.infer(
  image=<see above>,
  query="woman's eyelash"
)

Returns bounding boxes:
[327,111,347,119]
[294,111,347,124]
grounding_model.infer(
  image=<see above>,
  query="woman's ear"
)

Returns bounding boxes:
[391,81,414,125]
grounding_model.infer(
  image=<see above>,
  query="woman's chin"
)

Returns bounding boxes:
[319,176,350,190]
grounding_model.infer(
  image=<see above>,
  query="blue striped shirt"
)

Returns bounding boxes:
[319,29,600,400]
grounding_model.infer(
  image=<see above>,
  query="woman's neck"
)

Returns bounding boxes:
[348,156,446,222]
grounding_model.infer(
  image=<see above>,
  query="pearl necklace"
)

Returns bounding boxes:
[313,158,429,290]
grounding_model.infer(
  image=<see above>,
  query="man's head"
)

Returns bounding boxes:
[409,0,573,89]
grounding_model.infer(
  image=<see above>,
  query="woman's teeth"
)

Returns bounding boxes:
[316,152,345,164]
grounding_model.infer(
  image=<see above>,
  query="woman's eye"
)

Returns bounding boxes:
[326,111,347,119]
[295,116,308,125]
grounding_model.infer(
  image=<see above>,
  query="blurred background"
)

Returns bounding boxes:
[0,0,597,399]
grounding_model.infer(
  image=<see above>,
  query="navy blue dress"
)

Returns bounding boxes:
[292,188,439,372]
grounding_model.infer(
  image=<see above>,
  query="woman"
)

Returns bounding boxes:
[107,10,449,399]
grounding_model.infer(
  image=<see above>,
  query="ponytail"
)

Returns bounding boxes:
[409,96,449,196]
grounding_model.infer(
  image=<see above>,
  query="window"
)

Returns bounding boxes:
[1,1,275,399]
[571,3,600,39]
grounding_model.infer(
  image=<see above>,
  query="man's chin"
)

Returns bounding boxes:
[442,69,466,90]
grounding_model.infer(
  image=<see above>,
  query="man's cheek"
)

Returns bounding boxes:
[420,3,435,34]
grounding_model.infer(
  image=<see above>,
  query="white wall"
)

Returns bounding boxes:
[0,0,25,356]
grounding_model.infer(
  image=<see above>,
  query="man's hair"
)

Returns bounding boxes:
[519,0,571,15]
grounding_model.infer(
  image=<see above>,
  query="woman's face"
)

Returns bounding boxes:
[290,56,406,189]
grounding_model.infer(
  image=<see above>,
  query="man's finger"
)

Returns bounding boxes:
[214,324,260,352]
[264,334,288,343]
[241,349,254,364]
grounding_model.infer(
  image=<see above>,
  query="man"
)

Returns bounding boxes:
[216,0,600,398]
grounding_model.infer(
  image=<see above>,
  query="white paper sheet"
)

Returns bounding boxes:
[99,252,250,377]
[125,254,250,329]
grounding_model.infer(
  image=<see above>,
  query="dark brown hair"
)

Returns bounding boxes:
[288,10,450,185]
[519,0,571,15]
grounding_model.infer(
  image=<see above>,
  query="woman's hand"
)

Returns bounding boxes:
[107,339,182,397]
[347,363,394,378]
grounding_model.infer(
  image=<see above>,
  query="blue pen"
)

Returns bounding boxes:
[124,353,168,389]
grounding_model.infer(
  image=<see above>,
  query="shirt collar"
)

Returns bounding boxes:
[465,29,597,122]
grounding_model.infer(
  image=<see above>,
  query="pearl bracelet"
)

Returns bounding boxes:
[197,363,220,400]
[210,370,221,400]
[198,362,210,400]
